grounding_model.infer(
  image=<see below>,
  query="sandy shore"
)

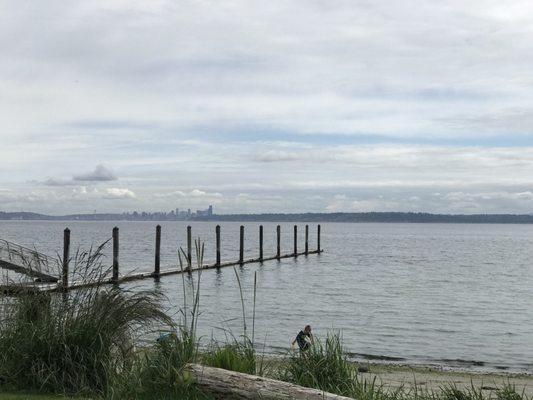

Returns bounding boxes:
[262,356,532,396]
[360,363,533,396]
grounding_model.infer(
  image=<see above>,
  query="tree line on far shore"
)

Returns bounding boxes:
[3,210,533,223]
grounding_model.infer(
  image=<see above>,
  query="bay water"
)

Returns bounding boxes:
[1,220,531,373]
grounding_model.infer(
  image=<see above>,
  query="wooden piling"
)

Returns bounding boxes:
[276,225,281,259]
[39,223,325,293]
[62,228,70,289]
[293,225,298,255]
[112,227,119,282]
[187,226,192,269]
[216,225,221,266]
[239,225,244,264]
[259,225,263,261]
[154,225,161,276]
[305,224,309,254]
[317,224,321,252]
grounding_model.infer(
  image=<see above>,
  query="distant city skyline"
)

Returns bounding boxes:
[3,2,533,214]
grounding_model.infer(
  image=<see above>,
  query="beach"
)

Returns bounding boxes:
[361,363,533,396]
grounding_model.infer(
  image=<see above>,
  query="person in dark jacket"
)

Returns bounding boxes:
[292,325,314,351]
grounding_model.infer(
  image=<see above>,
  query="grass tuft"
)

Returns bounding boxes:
[202,339,257,375]
[0,245,172,396]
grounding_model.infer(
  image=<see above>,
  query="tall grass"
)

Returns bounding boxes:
[106,240,208,399]
[0,245,172,396]
[202,269,266,376]
[278,331,531,400]
[202,340,257,375]
[106,334,212,400]
[280,331,358,396]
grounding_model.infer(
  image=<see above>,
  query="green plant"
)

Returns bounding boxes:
[105,240,209,399]
[0,245,172,396]
[202,339,257,375]
[496,384,526,400]
[279,331,360,396]
[106,332,211,400]
[439,383,485,400]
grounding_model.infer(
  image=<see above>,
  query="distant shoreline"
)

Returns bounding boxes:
[3,211,533,224]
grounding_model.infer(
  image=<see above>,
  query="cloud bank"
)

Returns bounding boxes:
[1,1,533,214]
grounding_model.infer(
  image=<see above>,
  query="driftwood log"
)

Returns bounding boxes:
[186,363,354,400]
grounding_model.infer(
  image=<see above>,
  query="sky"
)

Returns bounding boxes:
[2,0,533,215]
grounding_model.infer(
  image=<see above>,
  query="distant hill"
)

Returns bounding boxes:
[196,212,533,223]
[3,211,533,223]
[0,211,55,220]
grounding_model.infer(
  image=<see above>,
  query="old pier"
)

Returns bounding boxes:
[0,224,323,292]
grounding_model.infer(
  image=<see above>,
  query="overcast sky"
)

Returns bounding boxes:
[2,0,533,214]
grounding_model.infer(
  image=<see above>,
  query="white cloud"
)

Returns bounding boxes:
[104,188,136,199]
[3,0,533,141]
[3,1,533,214]
[154,189,223,199]
[445,191,533,202]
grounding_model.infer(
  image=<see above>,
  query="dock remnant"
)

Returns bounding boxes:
[61,228,70,288]
[318,224,321,252]
[293,225,298,255]
[0,239,60,283]
[2,223,323,292]
[215,225,221,266]
[239,225,244,264]
[112,227,119,283]
[276,225,281,259]
[187,226,192,268]
[305,224,309,254]
[154,225,161,277]
[259,225,263,261]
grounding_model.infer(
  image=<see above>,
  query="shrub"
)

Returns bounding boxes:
[0,245,172,395]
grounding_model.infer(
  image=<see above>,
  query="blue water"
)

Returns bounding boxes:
[1,220,531,373]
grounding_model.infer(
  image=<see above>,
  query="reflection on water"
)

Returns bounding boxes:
[0,220,532,373]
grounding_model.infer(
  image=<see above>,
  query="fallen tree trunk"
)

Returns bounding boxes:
[186,363,354,400]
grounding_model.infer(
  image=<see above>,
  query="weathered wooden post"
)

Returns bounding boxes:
[317,224,321,252]
[112,227,119,282]
[239,225,244,264]
[305,224,309,254]
[276,225,281,259]
[154,225,161,276]
[187,225,192,269]
[293,225,298,255]
[62,228,70,289]
[259,225,263,260]
[215,225,221,266]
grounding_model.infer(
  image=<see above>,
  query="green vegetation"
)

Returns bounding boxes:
[106,242,209,399]
[106,332,211,400]
[203,340,257,375]
[279,332,357,395]
[1,241,531,400]
[202,266,263,376]
[0,288,170,395]
[277,333,531,400]
[0,394,80,400]
[0,244,200,399]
